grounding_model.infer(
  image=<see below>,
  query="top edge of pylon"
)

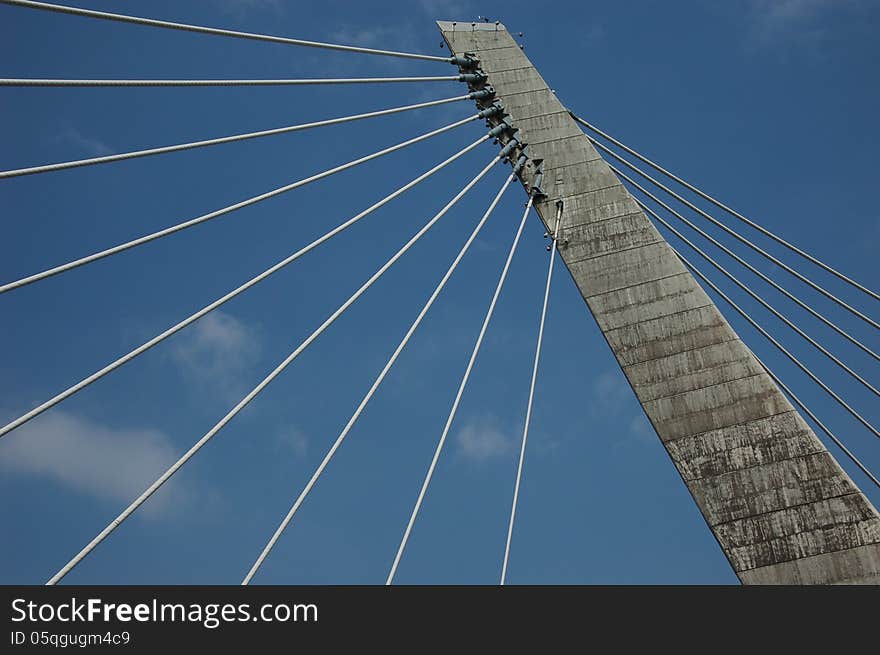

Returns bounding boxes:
[436,20,507,32]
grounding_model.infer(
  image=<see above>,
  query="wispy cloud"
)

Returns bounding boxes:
[171,311,262,401]
[275,426,309,458]
[52,128,113,157]
[212,0,283,17]
[455,414,512,462]
[744,0,871,50]
[330,26,405,49]
[418,0,474,19]
[591,369,657,447]
[0,411,193,518]
[591,369,633,414]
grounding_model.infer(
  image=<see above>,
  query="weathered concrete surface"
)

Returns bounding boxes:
[439,20,880,584]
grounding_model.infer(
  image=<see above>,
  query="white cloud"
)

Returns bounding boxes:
[275,426,309,458]
[330,26,402,49]
[213,0,283,17]
[171,311,261,400]
[592,369,658,446]
[419,0,474,18]
[0,411,191,518]
[591,369,632,414]
[455,416,512,462]
[53,128,112,157]
[628,414,655,444]
[744,0,869,49]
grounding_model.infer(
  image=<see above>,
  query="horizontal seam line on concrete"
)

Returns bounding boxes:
[739,541,880,579]
[525,127,594,147]
[539,154,606,176]
[542,181,620,205]
[642,368,769,408]
[498,104,571,122]
[684,435,827,484]
[666,409,803,457]
[582,268,687,301]
[552,193,639,224]
[699,464,858,514]
[729,521,880,574]
[691,452,855,492]
[650,372,781,434]
[486,65,545,80]
[482,60,550,76]
[660,401,803,447]
[685,452,831,482]
[564,237,665,267]
[668,409,802,463]
[602,300,718,342]
[632,354,763,404]
[713,490,873,530]
[537,137,602,156]
[720,499,880,572]
[624,335,745,374]
[495,88,557,104]
[449,43,517,54]
[562,209,648,232]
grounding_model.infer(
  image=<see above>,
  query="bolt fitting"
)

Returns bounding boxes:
[488,122,517,138]
[478,104,504,118]
[450,55,479,68]
[468,88,495,100]
[498,138,519,159]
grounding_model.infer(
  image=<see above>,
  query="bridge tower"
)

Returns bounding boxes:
[439,20,880,584]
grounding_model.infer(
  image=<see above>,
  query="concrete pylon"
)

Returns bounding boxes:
[438,20,880,583]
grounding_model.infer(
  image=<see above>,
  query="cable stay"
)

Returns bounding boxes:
[585,134,880,332]
[752,353,880,491]
[386,155,530,585]
[242,143,525,585]
[0,0,456,63]
[679,250,880,489]
[672,249,880,441]
[45,153,502,585]
[0,134,492,441]
[570,111,880,304]
[608,164,880,364]
[635,195,880,398]
[0,94,482,179]
[0,76,477,87]
[614,165,880,397]
[0,113,484,295]
[501,199,559,586]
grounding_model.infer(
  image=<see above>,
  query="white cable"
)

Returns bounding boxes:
[674,249,880,441]
[0,114,480,294]
[242,157,516,585]
[0,95,472,179]
[608,163,880,364]
[571,112,880,304]
[1,0,453,63]
[0,135,490,441]
[586,135,880,331]
[633,195,880,399]
[0,76,461,87]
[386,158,529,585]
[45,154,501,585]
[501,199,559,586]
[752,354,880,490]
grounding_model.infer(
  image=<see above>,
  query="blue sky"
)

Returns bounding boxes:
[0,0,878,585]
